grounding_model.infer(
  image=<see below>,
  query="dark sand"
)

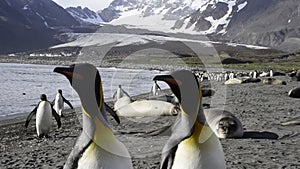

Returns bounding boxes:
[1,73,300,168]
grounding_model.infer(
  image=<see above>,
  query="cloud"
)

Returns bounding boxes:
[52,0,112,11]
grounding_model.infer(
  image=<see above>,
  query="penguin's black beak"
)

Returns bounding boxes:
[153,74,182,102]
[54,65,84,82]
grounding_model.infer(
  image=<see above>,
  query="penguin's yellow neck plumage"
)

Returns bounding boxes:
[181,121,213,147]
[81,107,130,158]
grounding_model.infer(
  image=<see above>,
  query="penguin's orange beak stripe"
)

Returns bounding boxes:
[63,71,84,80]
[164,79,182,86]
[54,67,84,80]
[153,75,182,86]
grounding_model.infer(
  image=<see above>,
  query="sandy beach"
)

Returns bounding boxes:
[0,66,300,169]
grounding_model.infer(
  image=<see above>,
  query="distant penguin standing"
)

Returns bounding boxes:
[269,69,273,77]
[253,71,257,79]
[113,85,131,101]
[25,94,61,138]
[53,89,74,117]
[229,72,235,79]
[151,80,162,96]
[113,85,132,110]
[224,73,229,81]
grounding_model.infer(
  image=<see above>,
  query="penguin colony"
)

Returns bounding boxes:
[23,63,299,168]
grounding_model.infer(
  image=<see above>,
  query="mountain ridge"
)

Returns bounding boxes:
[99,0,300,52]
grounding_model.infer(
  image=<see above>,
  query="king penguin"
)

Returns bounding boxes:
[53,89,74,117]
[151,80,162,96]
[54,63,132,169]
[25,94,61,138]
[112,84,131,101]
[153,70,226,169]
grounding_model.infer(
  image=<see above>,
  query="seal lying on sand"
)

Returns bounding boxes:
[225,78,261,85]
[204,109,244,138]
[224,78,243,85]
[115,100,178,117]
[288,87,300,98]
[263,78,287,85]
[242,78,261,83]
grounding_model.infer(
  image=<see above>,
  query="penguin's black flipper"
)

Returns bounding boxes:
[51,99,55,107]
[52,108,61,129]
[160,114,195,169]
[104,102,120,124]
[160,145,177,169]
[25,105,38,128]
[62,96,74,109]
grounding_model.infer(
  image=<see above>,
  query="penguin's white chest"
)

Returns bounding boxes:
[77,142,132,169]
[36,101,52,136]
[172,140,202,169]
[54,94,63,116]
[172,134,226,169]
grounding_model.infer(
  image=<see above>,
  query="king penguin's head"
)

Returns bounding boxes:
[54,63,102,107]
[40,94,47,101]
[153,70,202,117]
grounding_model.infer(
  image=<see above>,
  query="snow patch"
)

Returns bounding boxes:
[226,42,270,49]
[67,8,104,25]
[237,1,247,12]
[23,5,29,10]
[52,33,214,49]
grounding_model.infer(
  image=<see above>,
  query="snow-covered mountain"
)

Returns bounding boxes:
[99,0,300,52]
[172,0,245,34]
[99,0,244,31]
[99,0,199,22]
[66,6,104,25]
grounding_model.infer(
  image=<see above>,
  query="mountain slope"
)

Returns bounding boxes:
[223,0,300,52]
[0,0,80,54]
[66,6,104,25]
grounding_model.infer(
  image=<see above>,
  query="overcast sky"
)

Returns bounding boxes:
[52,0,112,11]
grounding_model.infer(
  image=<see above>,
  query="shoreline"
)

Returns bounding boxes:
[0,54,243,72]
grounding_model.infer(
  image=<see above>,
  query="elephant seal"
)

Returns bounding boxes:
[224,78,243,85]
[242,78,261,83]
[204,109,244,138]
[288,87,300,98]
[115,100,178,117]
[263,78,287,85]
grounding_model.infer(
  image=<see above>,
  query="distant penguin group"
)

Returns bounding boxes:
[25,89,73,137]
